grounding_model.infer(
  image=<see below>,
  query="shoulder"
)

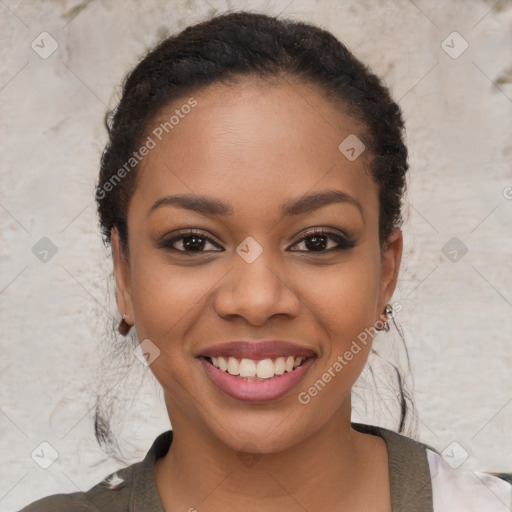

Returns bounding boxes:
[426,449,512,512]
[17,465,134,512]
[352,422,512,511]
[18,429,172,512]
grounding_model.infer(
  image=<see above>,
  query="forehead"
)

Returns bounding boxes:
[130,78,378,221]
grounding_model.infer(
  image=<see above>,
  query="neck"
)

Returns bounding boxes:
[155,395,389,512]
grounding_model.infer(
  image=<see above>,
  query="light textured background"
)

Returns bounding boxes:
[1,0,511,510]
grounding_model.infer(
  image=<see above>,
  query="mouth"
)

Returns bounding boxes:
[198,354,316,402]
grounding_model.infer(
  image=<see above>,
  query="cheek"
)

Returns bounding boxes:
[308,246,381,383]
[128,256,209,396]
[310,248,381,328]
[130,259,208,342]
[125,232,204,341]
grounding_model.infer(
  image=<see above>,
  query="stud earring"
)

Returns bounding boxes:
[118,313,132,336]
[376,303,393,332]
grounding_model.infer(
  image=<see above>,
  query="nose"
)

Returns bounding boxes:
[213,247,301,326]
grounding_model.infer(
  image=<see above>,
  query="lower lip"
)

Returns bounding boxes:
[199,356,315,402]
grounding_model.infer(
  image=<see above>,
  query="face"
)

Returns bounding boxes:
[112,77,402,453]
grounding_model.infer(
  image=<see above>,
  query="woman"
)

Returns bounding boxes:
[19,10,511,512]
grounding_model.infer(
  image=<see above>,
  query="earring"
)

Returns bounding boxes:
[118,313,132,336]
[376,303,393,332]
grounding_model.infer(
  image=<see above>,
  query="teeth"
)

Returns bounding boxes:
[218,356,228,372]
[256,359,275,378]
[274,357,285,375]
[208,355,306,379]
[227,357,240,376]
[239,358,256,377]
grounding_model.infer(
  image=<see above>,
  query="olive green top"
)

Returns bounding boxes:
[18,422,435,511]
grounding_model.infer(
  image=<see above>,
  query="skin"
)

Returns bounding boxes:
[111,76,402,512]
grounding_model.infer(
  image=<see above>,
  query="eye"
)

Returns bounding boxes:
[157,229,223,253]
[289,228,356,253]
[157,228,356,255]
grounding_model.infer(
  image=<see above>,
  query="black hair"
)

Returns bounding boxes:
[94,10,414,459]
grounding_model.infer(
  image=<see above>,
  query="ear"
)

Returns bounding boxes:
[111,227,134,322]
[378,227,403,312]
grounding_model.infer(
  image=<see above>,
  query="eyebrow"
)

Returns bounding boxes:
[148,189,364,219]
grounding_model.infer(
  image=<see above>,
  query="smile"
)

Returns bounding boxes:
[199,355,315,402]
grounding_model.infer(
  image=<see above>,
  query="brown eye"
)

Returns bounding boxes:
[158,230,223,253]
[290,229,356,253]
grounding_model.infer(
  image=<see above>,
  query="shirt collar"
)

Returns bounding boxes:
[129,430,172,512]
[352,422,434,511]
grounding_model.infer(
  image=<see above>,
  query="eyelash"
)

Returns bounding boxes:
[157,228,356,254]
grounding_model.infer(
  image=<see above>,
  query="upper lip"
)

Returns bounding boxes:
[197,340,317,360]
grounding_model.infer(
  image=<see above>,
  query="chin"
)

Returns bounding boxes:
[204,409,312,455]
